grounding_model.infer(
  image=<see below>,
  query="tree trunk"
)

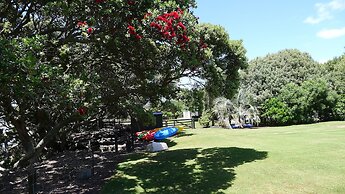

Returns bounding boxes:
[224,117,230,128]
[12,119,37,194]
[27,160,37,194]
[14,115,81,168]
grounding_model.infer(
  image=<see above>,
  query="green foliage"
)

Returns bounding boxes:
[335,95,345,120]
[132,106,156,127]
[0,1,249,176]
[321,55,345,120]
[149,100,184,119]
[197,24,248,107]
[241,49,345,125]
[199,110,212,127]
[1,0,224,168]
[177,88,204,114]
[242,49,319,105]
[262,98,293,125]
[262,79,339,125]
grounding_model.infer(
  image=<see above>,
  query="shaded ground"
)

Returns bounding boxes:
[0,142,148,194]
[102,147,268,194]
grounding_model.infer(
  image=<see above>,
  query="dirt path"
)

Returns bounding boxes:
[0,148,144,194]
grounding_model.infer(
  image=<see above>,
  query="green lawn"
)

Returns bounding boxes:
[102,121,345,194]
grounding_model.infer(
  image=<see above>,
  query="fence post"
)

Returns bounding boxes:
[191,118,195,129]
[115,135,118,154]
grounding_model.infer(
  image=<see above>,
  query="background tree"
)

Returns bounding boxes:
[321,54,345,120]
[195,23,248,114]
[261,98,293,126]
[262,79,339,125]
[177,88,204,115]
[242,49,320,106]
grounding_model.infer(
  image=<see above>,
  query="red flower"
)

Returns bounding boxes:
[77,21,87,27]
[77,107,87,115]
[177,8,184,15]
[170,11,179,19]
[164,25,171,32]
[136,34,142,39]
[156,16,167,22]
[95,0,105,3]
[182,35,190,42]
[127,0,135,5]
[144,13,152,19]
[128,25,135,31]
[177,22,186,31]
[128,25,136,34]
[150,22,156,27]
[150,22,162,30]
[87,27,93,34]
[162,31,170,38]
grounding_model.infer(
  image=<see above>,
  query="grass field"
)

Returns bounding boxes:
[102,121,345,194]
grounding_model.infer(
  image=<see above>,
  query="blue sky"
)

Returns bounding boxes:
[194,0,345,62]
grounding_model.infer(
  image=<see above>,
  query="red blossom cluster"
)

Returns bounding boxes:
[149,9,189,47]
[77,21,94,35]
[77,21,87,27]
[87,27,94,34]
[128,25,142,39]
[95,0,106,3]
[199,39,208,49]
[127,0,135,5]
[77,107,87,115]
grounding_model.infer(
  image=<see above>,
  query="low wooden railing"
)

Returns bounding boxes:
[164,118,195,129]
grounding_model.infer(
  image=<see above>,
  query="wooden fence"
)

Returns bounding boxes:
[164,118,195,129]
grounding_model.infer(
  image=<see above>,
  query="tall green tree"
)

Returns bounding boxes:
[262,78,338,125]
[0,1,215,192]
[321,55,345,119]
[1,3,248,192]
[242,49,320,105]
[177,88,204,115]
[197,23,248,111]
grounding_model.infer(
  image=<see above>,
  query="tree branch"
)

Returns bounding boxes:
[13,114,82,168]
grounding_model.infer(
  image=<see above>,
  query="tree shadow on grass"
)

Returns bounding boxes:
[102,147,268,194]
[174,132,194,138]
[158,139,177,148]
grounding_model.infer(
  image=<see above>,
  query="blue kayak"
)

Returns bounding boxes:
[243,123,253,128]
[154,127,178,140]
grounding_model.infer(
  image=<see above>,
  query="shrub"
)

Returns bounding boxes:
[199,110,212,128]
[262,98,293,126]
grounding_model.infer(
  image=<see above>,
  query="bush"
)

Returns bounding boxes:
[262,98,293,126]
[199,110,212,128]
[261,79,339,126]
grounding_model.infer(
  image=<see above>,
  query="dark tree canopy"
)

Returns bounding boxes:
[0,0,247,175]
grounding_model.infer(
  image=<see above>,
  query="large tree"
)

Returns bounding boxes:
[196,23,248,111]
[0,0,211,192]
[321,54,345,119]
[242,49,320,106]
[262,78,338,125]
[0,1,248,191]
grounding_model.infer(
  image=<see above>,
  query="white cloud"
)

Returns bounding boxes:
[317,27,345,39]
[304,0,345,24]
